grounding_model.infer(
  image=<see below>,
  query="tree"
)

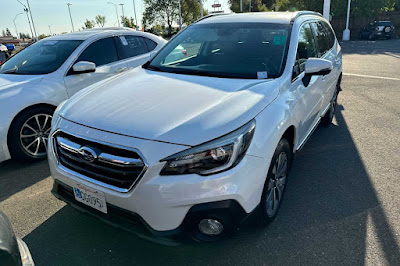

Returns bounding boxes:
[82,19,95,30]
[181,0,208,25]
[5,28,12,36]
[143,0,179,35]
[121,16,136,28]
[19,33,31,39]
[38,34,48,40]
[229,0,270,13]
[95,15,106,27]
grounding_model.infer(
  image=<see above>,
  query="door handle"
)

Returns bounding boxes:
[115,67,128,73]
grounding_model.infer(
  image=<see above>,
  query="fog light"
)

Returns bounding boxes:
[198,219,224,236]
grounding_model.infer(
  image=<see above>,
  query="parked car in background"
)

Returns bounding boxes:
[4,44,15,51]
[0,27,166,163]
[49,12,342,243]
[359,21,395,40]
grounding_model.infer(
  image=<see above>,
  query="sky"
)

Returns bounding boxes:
[0,0,231,37]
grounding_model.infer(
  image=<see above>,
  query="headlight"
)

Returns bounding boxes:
[160,120,255,175]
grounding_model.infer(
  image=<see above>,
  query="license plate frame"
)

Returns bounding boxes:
[73,183,108,214]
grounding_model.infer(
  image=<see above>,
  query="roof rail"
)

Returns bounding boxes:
[194,13,229,24]
[290,11,322,22]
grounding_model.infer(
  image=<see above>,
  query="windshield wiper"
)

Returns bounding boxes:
[1,67,18,74]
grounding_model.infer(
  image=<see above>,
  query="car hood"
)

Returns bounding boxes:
[0,74,43,99]
[61,68,280,146]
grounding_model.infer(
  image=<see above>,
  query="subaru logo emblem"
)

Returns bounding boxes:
[77,146,97,163]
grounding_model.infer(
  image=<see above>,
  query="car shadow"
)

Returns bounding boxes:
[0,160,50,201]
[340,39,400,55]
[23,104,400,265]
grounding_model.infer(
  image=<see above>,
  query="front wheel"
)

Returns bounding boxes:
[258,139,292,226]
[8,106,54,162]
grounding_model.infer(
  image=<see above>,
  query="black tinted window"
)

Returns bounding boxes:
[293,23,317,78]
[144,38,157,51]
[117,36,149,59]
[77,38,118,66]
[321,21,335,49]
[311,22,331,57]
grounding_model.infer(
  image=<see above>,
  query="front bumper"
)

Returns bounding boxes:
[49,119,270,239]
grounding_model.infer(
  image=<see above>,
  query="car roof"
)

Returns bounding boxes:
[196,11,322,25]
[44,27,147,41]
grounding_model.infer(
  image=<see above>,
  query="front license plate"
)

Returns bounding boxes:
[73,183,107,214]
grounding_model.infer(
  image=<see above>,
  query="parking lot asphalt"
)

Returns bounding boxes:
[1,39,399,266]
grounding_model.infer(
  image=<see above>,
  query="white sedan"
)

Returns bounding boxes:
[0,28,166,163]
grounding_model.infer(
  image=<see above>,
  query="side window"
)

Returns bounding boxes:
[117,35,149,60]
[144,38,157,51]
[293,23,317,79]
[311,22,331,57]
[77,37,118,67]
[321,21,335,49]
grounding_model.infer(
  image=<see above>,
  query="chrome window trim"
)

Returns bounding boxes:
[51,129,148,193]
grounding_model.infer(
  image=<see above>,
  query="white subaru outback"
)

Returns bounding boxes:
[49,11,342,244]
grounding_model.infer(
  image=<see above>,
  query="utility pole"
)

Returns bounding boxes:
[132,0,138,30]
[342,0,351,41]
[26,0,38,40]
[16,0,34,41]
[323,0,331,21]
[13,13,23,39]
[178,0,182,30]
[249,0,251,12]
[119,4,125,27]
[200,0,203,17]
[48,25,52,35]
[108,2,120,27]
[240,0,242,12]
[67,3,75,32]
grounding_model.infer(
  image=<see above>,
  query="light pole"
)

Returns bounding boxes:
[67,3,75,32]
[26,0,38,40]
[119,3,125,27]
[200,0,203,17]
[132,0,138,30]
[240,0,242,12]
[13,13,23,39]
[178,0,182,30]
[48,25,52,35]
[323,0,331,21]
[16,0,35,41]
[342,0,351,41]
[108,2,120,27]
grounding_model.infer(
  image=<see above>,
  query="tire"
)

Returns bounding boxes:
[321,83,340,126]
[258,138,292,226]
[8,106,54,162]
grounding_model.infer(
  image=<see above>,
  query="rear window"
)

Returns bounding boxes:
[144,38,157,51]
[311,22,332,57]
[117,36,149,59]
[377,21,393,27]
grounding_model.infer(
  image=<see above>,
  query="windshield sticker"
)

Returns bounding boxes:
[43,41,58,46]
[119,36,128,46]
[272,35,286,45]
[257,71,268,79]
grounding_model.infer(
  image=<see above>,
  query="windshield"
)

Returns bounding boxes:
[145,23,291,79]
[377,21,392,27]
[0,40,82,75]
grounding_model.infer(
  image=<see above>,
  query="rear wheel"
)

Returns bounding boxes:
[259,139,292,226]
[8,106,54,162]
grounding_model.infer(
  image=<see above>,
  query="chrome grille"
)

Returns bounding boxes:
[52,131,147,192]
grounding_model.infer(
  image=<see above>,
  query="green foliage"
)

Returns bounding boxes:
[38,34,48,40]
[181,0,208,25]
[83,19,95,30]
[228,0,270,13]
[95,15,106,27]
[5,28,12,36]
[143,0,179,34]
[121,16,137,28]
[19,33,31,39]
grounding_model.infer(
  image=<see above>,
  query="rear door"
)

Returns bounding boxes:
[64,37,128,97]
[115,35,153,69]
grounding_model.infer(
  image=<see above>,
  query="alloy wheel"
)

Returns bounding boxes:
[19,114,52,157]
[266,151,288,217]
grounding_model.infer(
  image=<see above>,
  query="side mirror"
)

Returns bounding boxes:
[305,58,333,76]
[72,61,96,74]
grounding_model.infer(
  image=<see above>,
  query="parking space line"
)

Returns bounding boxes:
[344,73,400,81]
